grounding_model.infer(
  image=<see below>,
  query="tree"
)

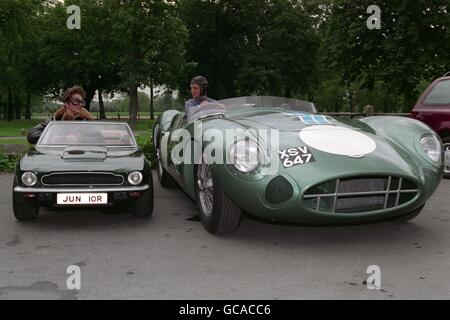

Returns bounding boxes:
[323,0,450,111]
[105,0,188,129]
[178,0,321,99]
[0,0,43,121]
[32,0,121,110]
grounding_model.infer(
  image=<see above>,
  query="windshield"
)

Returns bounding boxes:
[218,96,316,113]
[424,80,450,105]
[39,122,136,147]
[187,96,317,122]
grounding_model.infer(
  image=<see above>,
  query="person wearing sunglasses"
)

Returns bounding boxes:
[27,86,94,144]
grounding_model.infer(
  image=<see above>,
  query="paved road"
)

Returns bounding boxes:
[0,172,449,300]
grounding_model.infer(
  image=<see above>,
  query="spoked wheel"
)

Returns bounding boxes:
[443,137,450,179]
[197,163,214,217]
[194,162,242,235]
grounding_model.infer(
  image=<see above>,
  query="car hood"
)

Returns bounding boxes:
[20,146,145,172]
[219,110,424,179]
[227,110,374,133]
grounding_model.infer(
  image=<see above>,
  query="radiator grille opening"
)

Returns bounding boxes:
[303,176,418,214]
[41,172,124,186]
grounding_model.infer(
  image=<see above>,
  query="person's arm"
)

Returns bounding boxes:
[27,119,50,145]
[185,99,195,114]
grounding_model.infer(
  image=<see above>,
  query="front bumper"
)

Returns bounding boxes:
[213,165,442,225]
[13,184,151,208]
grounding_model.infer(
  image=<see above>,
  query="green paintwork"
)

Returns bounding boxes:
[154,96,443,225]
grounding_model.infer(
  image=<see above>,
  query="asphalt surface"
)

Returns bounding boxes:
[0,171,449,300]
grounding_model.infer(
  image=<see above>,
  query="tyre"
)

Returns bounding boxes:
[12,178,39,221]
[194,162,242,235]
[152,123,160,149]
[442,136,450,179]
[395,204,424,222]
[132,177,154,217]
[156,148,176,188]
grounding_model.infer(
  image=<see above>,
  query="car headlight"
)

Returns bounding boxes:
[21,172,37,187]
[128,171,143,185]
[229,140,259,173]
[420,135,442,163]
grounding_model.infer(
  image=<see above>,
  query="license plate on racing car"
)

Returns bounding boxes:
[57,193,108,205]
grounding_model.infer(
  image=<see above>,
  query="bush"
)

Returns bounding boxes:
[135,136,157,169]
[0,152,20,173]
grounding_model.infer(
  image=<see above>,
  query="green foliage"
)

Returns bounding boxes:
[1,0,449,116]
[322,0,450,110]
[178,0,321,99]
[0,152,20,172]
[135,135,157,169]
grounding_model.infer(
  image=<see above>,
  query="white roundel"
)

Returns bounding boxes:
[299,125,376,157]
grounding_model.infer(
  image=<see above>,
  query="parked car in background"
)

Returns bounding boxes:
[412,72,450,178]
[13,122,153,221]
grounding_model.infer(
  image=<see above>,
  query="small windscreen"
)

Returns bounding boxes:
[39,122,136,146]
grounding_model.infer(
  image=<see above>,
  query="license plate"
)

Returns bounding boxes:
[57,193,108,205]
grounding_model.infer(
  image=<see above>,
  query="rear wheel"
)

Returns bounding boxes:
[442,137,450,179]
[12,179,39,221]
[194,162,242,235]
[132,177,154,217]
[395,204,424,222]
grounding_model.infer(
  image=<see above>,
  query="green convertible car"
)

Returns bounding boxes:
[13,121,153,221]
[153,96,443,234]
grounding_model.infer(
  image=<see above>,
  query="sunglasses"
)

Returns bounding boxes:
[69,98,85,107]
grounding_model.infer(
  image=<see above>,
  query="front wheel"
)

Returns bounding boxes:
[442,137,450,179]
[132,177,154,217]
[12,179,39,221]
[194,163,242,235]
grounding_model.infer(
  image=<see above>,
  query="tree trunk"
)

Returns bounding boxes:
[25,92,32,120]
[128,84,139,130]
[7,86,13,122]
[14,101,21,119]
[0,93,4,120]
[84,87,96,111]
[149,84,154,120]
[98,89,106,119]
[14,91,21,119]
[403,89,415,113]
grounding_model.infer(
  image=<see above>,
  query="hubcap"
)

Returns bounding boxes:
[444,143,450,174]
[197,163,214,216]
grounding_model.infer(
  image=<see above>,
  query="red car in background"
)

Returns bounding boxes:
[412,72,450,178]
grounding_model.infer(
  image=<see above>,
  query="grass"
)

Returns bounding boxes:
[33,111,162,119]
[0,138,28,145]
[0,119,42,137]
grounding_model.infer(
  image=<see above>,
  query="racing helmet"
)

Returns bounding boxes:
[191,76,209,96]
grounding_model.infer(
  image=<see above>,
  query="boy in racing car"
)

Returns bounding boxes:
[185,76,217,115]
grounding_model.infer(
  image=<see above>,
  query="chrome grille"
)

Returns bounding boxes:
[41,172,124,186]
[303,176,419,213]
